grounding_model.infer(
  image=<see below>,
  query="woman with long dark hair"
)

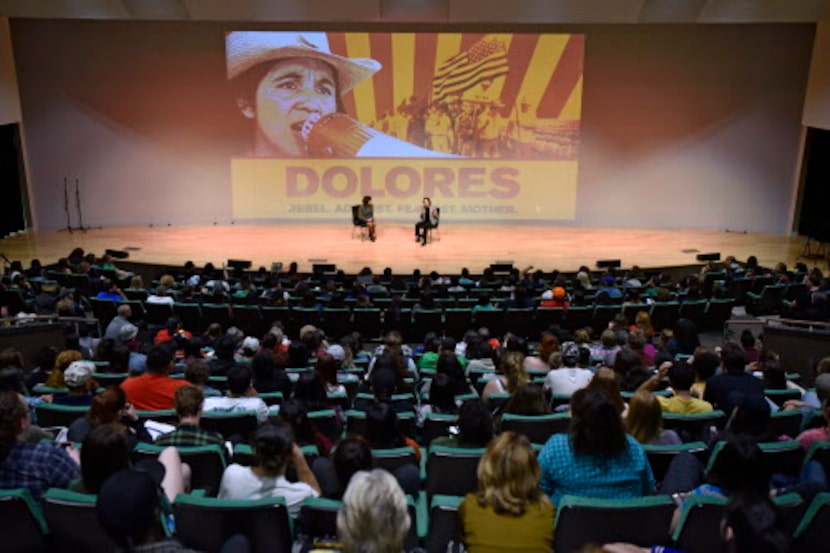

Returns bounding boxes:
[538,387,655,507]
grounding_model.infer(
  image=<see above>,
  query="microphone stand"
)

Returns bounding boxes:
[58,176,73,233]
[74,178,87,233]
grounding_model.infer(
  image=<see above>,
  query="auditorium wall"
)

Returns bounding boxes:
[10,19,814,233]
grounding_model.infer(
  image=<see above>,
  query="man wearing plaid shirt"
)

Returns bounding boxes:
[0,391,80,500]
[155,386,225,451]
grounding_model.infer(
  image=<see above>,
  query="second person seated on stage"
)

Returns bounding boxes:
[414,196,440,246]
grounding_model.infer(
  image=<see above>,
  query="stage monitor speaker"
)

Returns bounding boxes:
[490,263,513,274]
[696,253,721,262]
[227,259,252,270]
[313,263,337,275]
[596,259,621,269]
[105,249,129,259]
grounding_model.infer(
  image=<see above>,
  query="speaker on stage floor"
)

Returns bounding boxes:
[596,259,621,269]
[696,253,720,262]
[313,263,337,275]
[490,263,513,274]
[227,259,252,270]
[105,249,129,259]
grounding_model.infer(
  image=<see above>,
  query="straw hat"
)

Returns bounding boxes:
[226,31,381,94]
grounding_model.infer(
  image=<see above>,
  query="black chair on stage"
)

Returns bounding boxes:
[352,205,368,240]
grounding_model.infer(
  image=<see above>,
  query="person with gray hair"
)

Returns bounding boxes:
[337,469,410,553]
[104,303,132,340]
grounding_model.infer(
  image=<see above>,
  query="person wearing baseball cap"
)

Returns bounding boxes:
[53,360,97,407]
[226,31,381,158]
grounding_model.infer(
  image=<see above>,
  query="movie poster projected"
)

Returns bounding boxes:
[227,31,584,221]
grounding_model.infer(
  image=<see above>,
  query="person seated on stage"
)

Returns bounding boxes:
[414,196,439,246]
[358,195,376,242]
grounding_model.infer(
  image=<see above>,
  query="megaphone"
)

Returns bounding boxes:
[301,113,458,159]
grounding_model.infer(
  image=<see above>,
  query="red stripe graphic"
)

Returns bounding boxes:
[412,33,438,105]
[537,34,584,119]
[498,34,540,117]
[369,33,393,121]
[326,32,357,117]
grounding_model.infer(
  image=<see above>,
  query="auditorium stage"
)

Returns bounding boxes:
[0,224,811,275]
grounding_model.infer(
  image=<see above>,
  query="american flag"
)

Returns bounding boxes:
[432,35,509,104]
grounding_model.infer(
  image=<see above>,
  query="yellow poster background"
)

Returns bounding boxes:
[232,159,577,221]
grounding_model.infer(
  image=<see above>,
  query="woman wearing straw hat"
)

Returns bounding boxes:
[226,31,381,158]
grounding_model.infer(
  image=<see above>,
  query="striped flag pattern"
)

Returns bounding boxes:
[431,35,509,104]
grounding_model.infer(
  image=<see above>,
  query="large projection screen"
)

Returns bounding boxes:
[227,31,584,222]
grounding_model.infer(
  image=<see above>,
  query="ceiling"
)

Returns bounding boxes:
[0,0,829,24]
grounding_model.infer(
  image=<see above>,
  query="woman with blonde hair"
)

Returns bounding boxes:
[459,431,554,552]
[625,390,681,446]
[482,351,529,400]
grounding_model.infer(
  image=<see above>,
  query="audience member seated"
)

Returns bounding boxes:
[145,285,175,306]
[0,390,80,500]
[337,469,410,553]
[502,383,551,417]
[465,341,498,375]
[639,361,714,414]
[587,367,627,417]
[603,492,792,553]
[71,424,131,494]
[45,349,83,388]
[218,422,320,517]
[690,349,720,399]
[104,303,133,341]
[539,388,655,507]
[661,434,770,502]
[279,398,334,456]
[431,399,495,449]
[523,334,557,374]
[704,342,764,416]
[68,386,152,447]
[796,381,830,450]
[293,370,344,419]
[73,423,190,498]
[625,390,682,446]
[155,385,225,450]
[203,364,270,424]
[417,373,461,427]
[416,333,441,371]
[52,360,98,406]
[628,329,655,368]
[121,345,187,411]
[208,335,238,377]
[183,358,219,395]
[314,436,373,500]
[250,349,292,395]
[315,352,346,396]
[459,432,554,552]
[96,463,197,552]
[482,351,529,400]
[612,347,652,392]
[666,318,701,358]
[154,316,193,346]
[543,341,593,397]
[590,329,620,367]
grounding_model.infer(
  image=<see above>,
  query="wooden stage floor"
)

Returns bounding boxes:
[0,223,811,275]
